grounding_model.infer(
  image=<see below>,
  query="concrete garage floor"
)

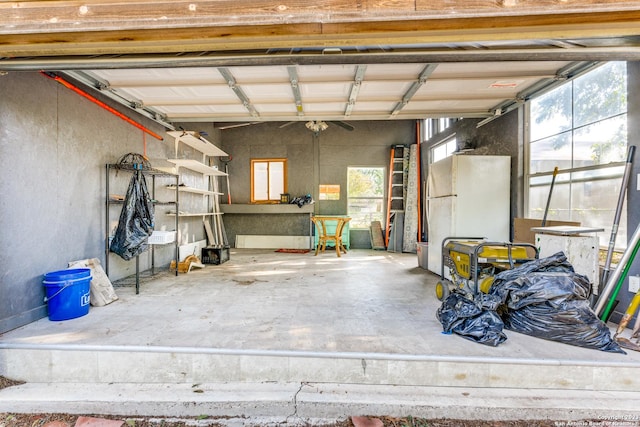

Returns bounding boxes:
[2,248,636,359]
[1,249,640,423]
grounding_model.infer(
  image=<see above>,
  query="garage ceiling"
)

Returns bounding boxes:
[4,1,640,130]
[63,58,584,128]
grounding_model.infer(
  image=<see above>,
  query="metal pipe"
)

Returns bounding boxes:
[595,221,640,317]
[0,51,624,71]
[541,166,558,227]
[601,145,635,288]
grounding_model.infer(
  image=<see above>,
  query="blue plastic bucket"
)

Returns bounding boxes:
[42,268,92,321]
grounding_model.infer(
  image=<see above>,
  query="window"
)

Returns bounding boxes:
[431,136,457,163]
[251,158,287,203]
[423,118,458,140]
[527,61,628,248]
[347,167,385,229]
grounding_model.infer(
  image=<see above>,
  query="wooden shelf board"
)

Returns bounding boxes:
[168,131,228,157]
[167,185,215,196]
[167,212,223,217]
[167,159,228,176]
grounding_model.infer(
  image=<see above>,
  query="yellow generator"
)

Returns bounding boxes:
[435,237,538,301]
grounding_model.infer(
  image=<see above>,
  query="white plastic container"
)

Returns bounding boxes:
[148,230,176,245]
[416,242,428,269]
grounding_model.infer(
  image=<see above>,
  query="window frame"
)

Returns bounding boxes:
[250,158,288,204]
[430,134,457,164]
[524,61,628,248]
[347,166,386,229]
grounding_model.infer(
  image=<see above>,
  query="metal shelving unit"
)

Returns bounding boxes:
[105,163,179,294]
[165,131,230,255]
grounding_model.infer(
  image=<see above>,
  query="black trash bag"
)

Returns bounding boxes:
[110,172,155,261]
[436,291,507,347]
[290,194,314,208]
[489,252,625,354]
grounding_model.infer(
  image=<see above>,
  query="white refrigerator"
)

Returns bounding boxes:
[427,155,511,275]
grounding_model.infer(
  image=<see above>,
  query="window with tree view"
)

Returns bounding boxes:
[527,61,628,248]
[348,167,385,229]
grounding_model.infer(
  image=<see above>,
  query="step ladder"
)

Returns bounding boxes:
[385,145,407,250]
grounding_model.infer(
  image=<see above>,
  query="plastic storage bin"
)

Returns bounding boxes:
[148,230,176,245]
[416,242,428,269]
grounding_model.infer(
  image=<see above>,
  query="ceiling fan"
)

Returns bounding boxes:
[280,120,355,132]
[215,120,355,132]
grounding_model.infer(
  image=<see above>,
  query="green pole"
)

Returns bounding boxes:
[601,239,640,322]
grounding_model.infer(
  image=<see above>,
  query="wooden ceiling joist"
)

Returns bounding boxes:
[2,1,640,57]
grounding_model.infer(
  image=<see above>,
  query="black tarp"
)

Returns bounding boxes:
[489,252,625,354]
[436,292,507,347]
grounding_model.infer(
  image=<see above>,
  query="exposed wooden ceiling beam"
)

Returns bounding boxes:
[4,1,640,34]
[2,8,640,57]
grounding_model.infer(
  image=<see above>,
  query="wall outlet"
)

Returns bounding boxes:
[629,275,640,293]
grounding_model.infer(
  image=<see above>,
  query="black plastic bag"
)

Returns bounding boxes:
[489,252,625,354]
[290,194,314,208]
[436,292,507,347]
[110,172,155,261]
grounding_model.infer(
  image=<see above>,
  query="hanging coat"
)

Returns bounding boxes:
[110,172,154,261]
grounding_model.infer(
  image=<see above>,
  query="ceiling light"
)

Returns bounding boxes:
[305,121,329,132]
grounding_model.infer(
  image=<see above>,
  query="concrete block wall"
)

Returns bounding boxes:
[0,72,181,333]
[219,121,417,249]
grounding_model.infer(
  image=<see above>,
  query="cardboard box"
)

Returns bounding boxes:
[514,218,580,245]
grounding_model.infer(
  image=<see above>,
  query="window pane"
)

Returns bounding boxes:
[431,137,456,163]
[529,166,626,247]
[528,181,572,222]
[570,174,627,248]
[268,161,284,200]
[530,83,572,141]
[348,198,384,229]
[573,115,627,167]
[432,144,447,163]
[348,168,384,197]
[528,62,628,249]
[529,132,572,174]
[573,62,627,128]
[348,167,384,228]
[253,162,268,200]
